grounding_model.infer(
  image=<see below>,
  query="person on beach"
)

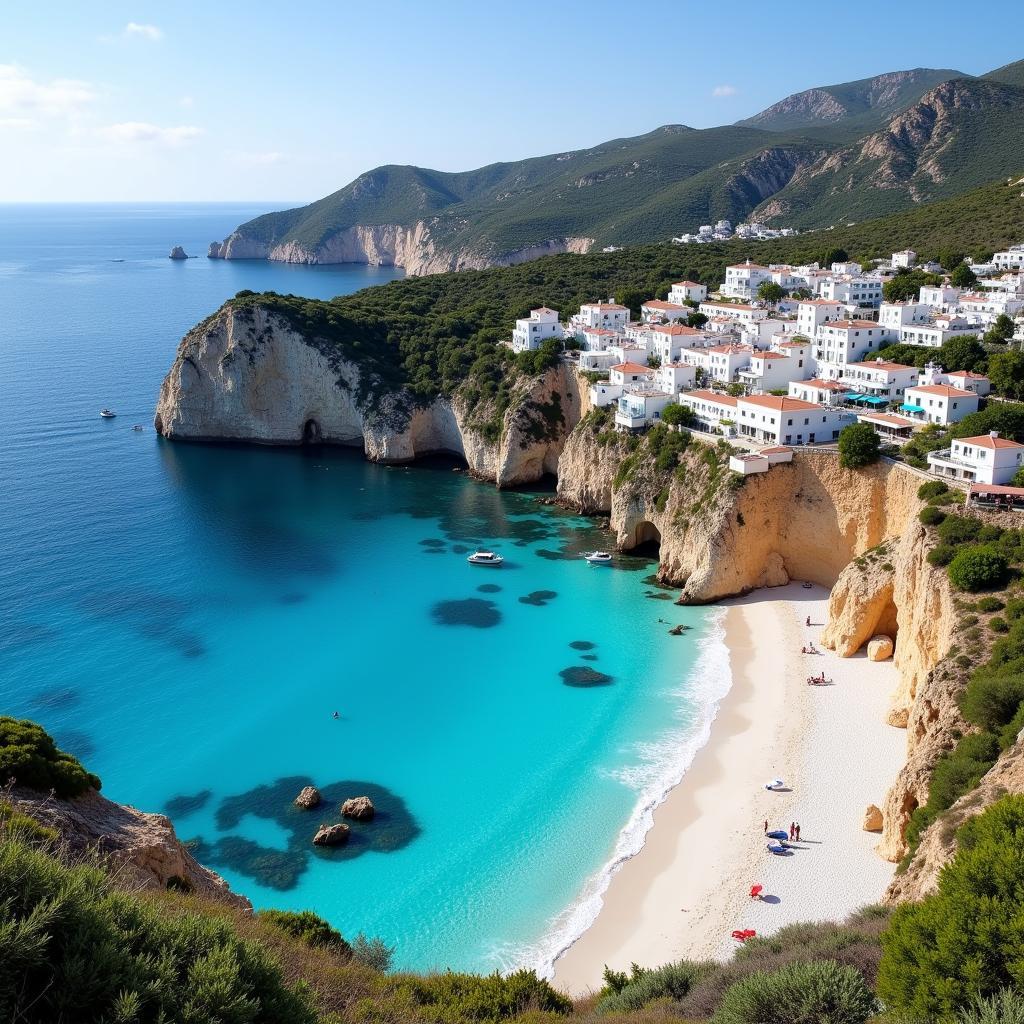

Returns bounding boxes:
[789,822,795,841]
[806,616,810,627]
[763,819,768,834]
[795,823,801,841]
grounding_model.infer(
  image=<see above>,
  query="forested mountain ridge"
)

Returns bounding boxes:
[209,60,1022,275]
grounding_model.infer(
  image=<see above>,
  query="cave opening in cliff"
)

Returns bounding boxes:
[630,521,662,557]
[302,418,322,445]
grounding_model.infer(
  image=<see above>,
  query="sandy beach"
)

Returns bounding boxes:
[552,583,906,995]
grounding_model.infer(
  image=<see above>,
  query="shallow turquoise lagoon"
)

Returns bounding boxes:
[0,204,727,972]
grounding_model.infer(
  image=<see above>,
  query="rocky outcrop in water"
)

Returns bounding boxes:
[294,786,321,809]
[154,302,585,486]
[313,822,350,847]
[9,787,247,907]
[341,796,375,821]
[169,246,188,260]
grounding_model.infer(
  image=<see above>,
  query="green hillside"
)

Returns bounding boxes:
[984,57,1024,88]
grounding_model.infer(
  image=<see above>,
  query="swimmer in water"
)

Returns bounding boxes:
[332,711,340,720]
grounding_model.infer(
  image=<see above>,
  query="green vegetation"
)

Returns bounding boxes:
[838,423,880,469]
[879,795,1024,1021]
[947,547,1010,592]
[259,908,352,955]
[0,716,100,796]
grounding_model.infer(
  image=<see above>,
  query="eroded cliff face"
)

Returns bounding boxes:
[154,303,582,487]
[10,787,248,908]
[557,429,959,866]
[208,224,594,277]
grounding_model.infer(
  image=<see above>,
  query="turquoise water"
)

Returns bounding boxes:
[0,205,726,974]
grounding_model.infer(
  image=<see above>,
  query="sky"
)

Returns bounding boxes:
[3,0,1023,203]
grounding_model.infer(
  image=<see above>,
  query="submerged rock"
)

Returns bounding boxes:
[312,822,350,847]
[294,786,321,810]
[341,796,375,821]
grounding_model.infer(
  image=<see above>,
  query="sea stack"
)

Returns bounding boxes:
[341,796,375,821]
[169,246,188,260]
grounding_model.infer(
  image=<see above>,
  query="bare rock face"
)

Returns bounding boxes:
[9,787,247,908]
[169,245,188,260]
[341,796,375,821]
[313,822,350,847]
[294,786,321,809]
[154,303,583,487]
[863,804,884,832]
[867,635,895,661]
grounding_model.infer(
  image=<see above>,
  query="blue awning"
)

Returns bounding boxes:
[865,396,888,406]
[842,392,862,401]
[901,403,924,413]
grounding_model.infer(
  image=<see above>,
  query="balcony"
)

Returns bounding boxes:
[927,449,977,480]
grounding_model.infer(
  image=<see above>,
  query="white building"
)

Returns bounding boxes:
[722,261,773,300]
[704,344,754,383]
[657,362,697,393]
[898,313,979,348]
[892,250,918,269]
[993,244,1024,271]
[578,350,617,372]
[879,301,931,333]
[841,359,919,401]
[796,300,844,339]
[774,338,813,376]
[512,307,563,353]
[578,302,630,331]
[919,284,963,310]
[609,361,655,387]
[788,378,846,406]
[668,280,707,304]
[641,299,691,323]
[615,389,674,431]
[928,432,1024,485]
[902,384,981,426]
[650,324,709,364]
[677,390,739,433]
[815,320,893,370]
[957,292,1024,317]
[729,447,794,475]
[857,412,918,444]
[819,276,882,312]
[698,301,769,327]
[580,326,620,352]
[946,370,992,397]
[737,351,798,393]
[735,395,852,446]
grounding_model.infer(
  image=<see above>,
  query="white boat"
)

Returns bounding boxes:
[467,550,503,567]
[584,551,613,565]
[99,409,117,419]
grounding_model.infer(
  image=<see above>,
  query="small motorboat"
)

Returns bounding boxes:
[467,551,503,567]
[764,778,785,791]
[99,409,117,419]
[584,551,613,565]
[131,424,144,432]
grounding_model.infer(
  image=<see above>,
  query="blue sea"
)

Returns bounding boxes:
[0,204,729,975]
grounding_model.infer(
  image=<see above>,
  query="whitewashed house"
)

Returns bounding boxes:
[657,362,697,393]
[958,292,1024,317]
[796,300,844,339]
[920,284,963,310]
[841,359,919,401]
[928,433,1024,485]
[892,250,918,269]
[946,370,991,397]
[815,320,893,370]
[615,389,674,431]
[788,378,846,406]
[819,276,883,312]
[580,326,620,352]
[512,307,563,353]
[578,302,630,331]
[650,324,708,364]
[899,313,978,348]
[902,383,980,425]
[993,244,1024,271]
[705,344,754,383]
[677,390,739,433]
[609,362,655,387]
[856,412,918,444]
[641,299,691,323]
[723,260,773,300]
[737,351,797,393]
[698,301,769,327]
[578,349,617,372]
[736,395,851,446]
[668,280,707,304]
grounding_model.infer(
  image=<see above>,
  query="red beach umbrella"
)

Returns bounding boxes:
[749,884,763,899]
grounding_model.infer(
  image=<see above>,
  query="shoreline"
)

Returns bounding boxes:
[550,583,905,995]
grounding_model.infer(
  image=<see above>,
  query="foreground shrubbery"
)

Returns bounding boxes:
[0,716,100,796]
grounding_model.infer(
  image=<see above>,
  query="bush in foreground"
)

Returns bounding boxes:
[0,716,100,796]
[713,960,877,1024]
[259,908,352,956]
[879,795,1024,1021]
[838,423,881,469]
[597,960,713,1014]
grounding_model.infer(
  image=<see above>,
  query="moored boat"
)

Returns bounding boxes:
[99,409,117,418]
[467,550,503,567]
[584,551,613,564]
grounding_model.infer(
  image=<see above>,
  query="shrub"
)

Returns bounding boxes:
[960,674,1024,732]
[957,988,1024,1024]
[928,544,957,566]
[838,423,881,469]
[394,969,572,1021]
[0,835,316,1024]
[938,515,983,545]
[879,796,1024,1020]
[991,617,1010,634]
[0,801,58,847]
[660,403,696,428]
[350,933,395,972]
[920,505,947,526]
[0,717,100,796]
[977,597,1006,613]
[258,908,351,956]
[960,614,979,628]
[948,546,1009,592]
[918,480,949,501]
[597,960,714,1014]
[714,960,878,1024]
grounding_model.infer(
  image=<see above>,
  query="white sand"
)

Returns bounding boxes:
[551,583,906,995]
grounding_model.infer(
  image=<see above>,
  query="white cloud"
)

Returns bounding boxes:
[712,84,738,98]
[101,121,202,146]
[124,22,163,41]
[179,95,195,108]
[0,64,96,118]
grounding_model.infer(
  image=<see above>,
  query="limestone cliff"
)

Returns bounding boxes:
[208,223,594,277]
[154,302,583,487]
[9,786,248,907]
[557,428,961,866]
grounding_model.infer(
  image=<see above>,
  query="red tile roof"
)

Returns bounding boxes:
[846,360,915,373]
[907,384,976,398]
[611,362,653,375]
[740,395,820,412]
[958,434,1024,450]
[682,390,738,407]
